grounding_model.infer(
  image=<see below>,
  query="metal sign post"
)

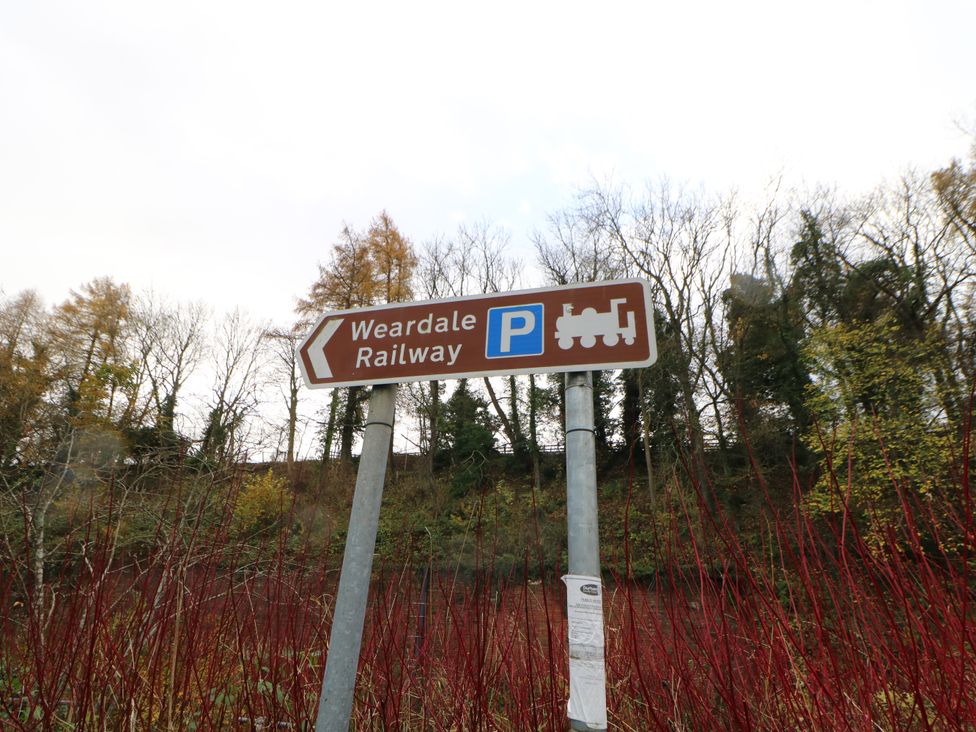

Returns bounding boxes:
[563,371,608,730]
[297,280,656,730]
[314,384,396,732]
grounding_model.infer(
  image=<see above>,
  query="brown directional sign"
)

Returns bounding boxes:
[297,279,656,388]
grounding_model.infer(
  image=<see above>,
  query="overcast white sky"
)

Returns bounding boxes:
[2,0,974,326]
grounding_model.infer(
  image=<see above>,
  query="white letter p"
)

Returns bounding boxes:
[500,310,535,353]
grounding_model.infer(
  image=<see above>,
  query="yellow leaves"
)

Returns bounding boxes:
[50,277,132,360]
[297,212,417,319]
[932,157,976,229]
[366,210,416,304]
[326,227,378,309]
[46,277,137,424]
[233,469,292,535]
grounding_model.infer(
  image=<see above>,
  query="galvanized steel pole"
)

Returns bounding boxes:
[564,371,608,731]
[315,383,397,732]
[565,372,601,577]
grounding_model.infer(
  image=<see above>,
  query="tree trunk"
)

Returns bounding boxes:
[557,374,566,447]
[286,369,299,478]
[684,388,714,513]
[528,373,541,490]
[339,386,361,463]
[31,433,75,631]
[591,371,612,453]
[621,370,641,451]
[508,375,525,456]
[32,504,46,626]
[428,380,440,475]
[637,370,655,505]
[322,389,340,463]
[483,377,516,451]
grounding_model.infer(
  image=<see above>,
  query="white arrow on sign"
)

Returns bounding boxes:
[305,318,343,379]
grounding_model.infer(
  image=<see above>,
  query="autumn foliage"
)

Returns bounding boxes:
[2,156,976,728]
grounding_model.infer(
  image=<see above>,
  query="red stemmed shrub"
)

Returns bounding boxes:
[1,432,973,730]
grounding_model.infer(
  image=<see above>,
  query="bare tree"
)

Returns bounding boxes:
[134,295,208,440]
[575,181,732,510]
[532,201,628,285]
[846,172,975,422]
[264,326,303,477]
[455,222,533,456]
[414,236,461,473]
[199,310,268,465]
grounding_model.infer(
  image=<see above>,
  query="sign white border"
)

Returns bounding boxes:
[297,279,656,389]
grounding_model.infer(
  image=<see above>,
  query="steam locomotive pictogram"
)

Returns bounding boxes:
[554,298,636,349]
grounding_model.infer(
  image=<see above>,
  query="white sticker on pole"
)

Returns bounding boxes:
[562,574,608,729]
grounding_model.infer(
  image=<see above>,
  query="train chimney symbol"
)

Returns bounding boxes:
[555,297,637,349]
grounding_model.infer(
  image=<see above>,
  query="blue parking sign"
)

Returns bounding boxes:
[486,304,544,358]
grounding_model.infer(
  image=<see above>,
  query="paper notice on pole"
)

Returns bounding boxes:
[562,574,608,729]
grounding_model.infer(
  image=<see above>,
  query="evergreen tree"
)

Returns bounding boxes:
[719,273,811,450]
[438,380,496,496]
